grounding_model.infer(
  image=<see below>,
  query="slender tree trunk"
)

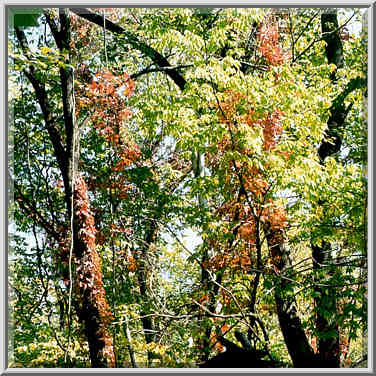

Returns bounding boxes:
[123,314,137,367]
[133,221,157,365]
[199,247,212,363]
[193,150,220,362]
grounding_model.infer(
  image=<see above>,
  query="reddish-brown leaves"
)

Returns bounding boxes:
[257,12,288,67]
[73,174,115,367]
[261,110,283,151]
[76,67,140,205]
[258,24,285,66]
[205,90,289,275]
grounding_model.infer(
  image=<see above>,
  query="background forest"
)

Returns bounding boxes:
[8,7,368,368]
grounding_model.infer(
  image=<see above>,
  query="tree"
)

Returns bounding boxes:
[9,7,368,368]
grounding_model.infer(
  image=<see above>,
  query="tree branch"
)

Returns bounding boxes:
[318,75,367,162]
[43,9,62,50]
[130,64,193,81]
[14,27,68,180]
[69,8,187,91]
[13,180,61,242]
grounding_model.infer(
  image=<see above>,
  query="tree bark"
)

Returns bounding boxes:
[311,243,339,367]
[321,12,344,79]
[72,175,115,367]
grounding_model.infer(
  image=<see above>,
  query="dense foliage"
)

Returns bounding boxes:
[8,7,368,368]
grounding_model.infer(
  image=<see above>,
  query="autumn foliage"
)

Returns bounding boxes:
[11,7,367,369]
[77,68,140,197]
[205,90,288,276]
[73,174,115,367]
[257,14,287,66]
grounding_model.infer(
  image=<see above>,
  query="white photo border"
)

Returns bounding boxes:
[1,1,374,375]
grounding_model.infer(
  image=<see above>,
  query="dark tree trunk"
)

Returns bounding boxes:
[311,243,340,367]
[265,228,317,367]
[308,11,366,367]
[321,12,344,78]
[198,261,223,363]
[199,336,280,368]
[274,294,317,367]
[308,11,347,367]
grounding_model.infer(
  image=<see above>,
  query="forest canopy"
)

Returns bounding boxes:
[8,7,368,368]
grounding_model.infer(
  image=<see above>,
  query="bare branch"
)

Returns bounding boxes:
[69,8,187,91]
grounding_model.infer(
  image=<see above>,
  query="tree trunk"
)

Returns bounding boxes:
[17,9,116,367]
[265,227,317,367]
[56,9,115,367]
[133,221,157,365]
[308,11,346,367]
[321,12,344,78]
[72,175,115,367]
[311,242,340,367]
